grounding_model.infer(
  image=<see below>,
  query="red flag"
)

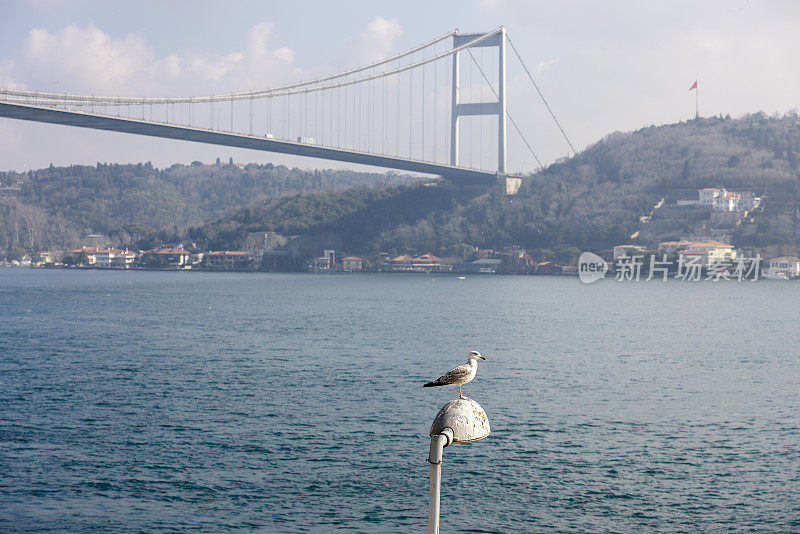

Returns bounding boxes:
[689,80,698,91]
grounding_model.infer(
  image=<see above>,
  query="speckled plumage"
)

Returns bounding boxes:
[423,350,486,398]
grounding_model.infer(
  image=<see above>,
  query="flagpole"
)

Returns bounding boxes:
[695,81,699,119]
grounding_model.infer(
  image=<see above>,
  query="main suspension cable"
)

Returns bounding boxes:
[1,29,493,106]
[505,33,576,156]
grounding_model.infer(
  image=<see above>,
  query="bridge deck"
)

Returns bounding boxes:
[0,102,499,184]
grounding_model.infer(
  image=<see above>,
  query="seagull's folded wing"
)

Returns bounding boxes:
[434,363,472,385]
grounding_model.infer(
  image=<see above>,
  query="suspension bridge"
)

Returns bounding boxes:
[0,26,573,190]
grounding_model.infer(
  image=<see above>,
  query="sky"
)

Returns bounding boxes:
[1,0,799,174]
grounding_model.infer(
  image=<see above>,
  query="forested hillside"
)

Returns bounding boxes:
[4,112,800,260]
[184,112,800,258]
[0,161,420,257]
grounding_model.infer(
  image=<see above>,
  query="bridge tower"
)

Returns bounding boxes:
[450,27,507,175]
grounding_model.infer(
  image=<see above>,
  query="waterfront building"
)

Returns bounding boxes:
[388,254,414,270]
[660,240,737,267]
[94,249,136,268]
[142,247,191,269]
[204,251,255,271]
[69,247,101,265]
[458,258,503,274]
[114,250,137,268]
[36,251,54,265]
[411,254,450,271]
[341,256,364,272]
[312,249,337,271]
[386,253,451,272]
[767,256,800,278]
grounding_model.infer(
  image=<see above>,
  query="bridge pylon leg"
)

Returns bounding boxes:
[450,32,460,167]
[498,27,507,174]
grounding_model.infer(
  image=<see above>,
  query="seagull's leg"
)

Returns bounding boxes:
[459,385,463,398]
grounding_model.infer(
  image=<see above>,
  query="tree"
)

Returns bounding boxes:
[553,244,582,264]
[77,250,90,265]
[681,159,691,181]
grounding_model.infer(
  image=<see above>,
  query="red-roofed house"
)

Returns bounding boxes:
[341,256,364,272]
[699,188,721,206]
[70,247,101,265]
[386,253,451,272]
[391,254,414,263]
[414,253,443,264]
[142,247,191,269]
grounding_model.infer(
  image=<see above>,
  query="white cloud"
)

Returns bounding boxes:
[273,47,295,64]
[186,52,244,83]
[535,58,559,76]
[18,22,298,96]
[24,25,155,93]
[351,16,403,64]
[159,54,182,80]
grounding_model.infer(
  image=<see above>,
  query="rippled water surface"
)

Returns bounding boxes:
[1,268,799,532]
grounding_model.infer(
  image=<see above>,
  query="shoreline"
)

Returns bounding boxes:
[2,264,787,281]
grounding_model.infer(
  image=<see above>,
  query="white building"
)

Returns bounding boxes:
[659,240,737,267]
[699,188,720,206]
[713,191,737,212]
[93,249,120,268]
[94,249,136,268]
[767,256,800,278]
[682,241,737,267]
[696,188,758,212]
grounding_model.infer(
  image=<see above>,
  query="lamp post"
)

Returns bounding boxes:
[427,397,490,534]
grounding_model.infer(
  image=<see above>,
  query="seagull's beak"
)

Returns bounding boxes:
[478,355,486,360]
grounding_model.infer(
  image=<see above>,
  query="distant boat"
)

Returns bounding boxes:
[457,276,466,280]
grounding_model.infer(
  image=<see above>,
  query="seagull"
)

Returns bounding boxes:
[423,350,486,398]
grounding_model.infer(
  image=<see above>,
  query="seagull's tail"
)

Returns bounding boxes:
[423,381,443,387]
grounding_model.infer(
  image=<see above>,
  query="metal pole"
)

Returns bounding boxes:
[427,428,452,534]
[695,82,699,119]
[427,397,490,533]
